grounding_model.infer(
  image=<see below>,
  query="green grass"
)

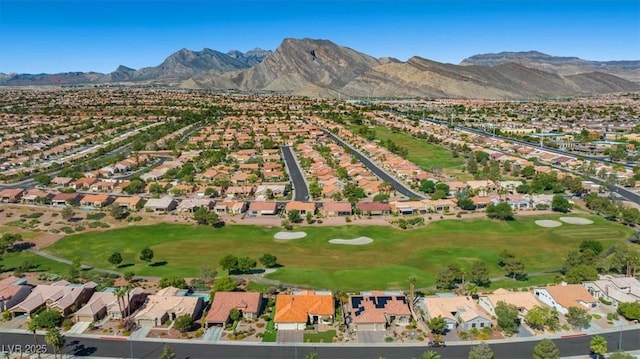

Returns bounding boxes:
[0,251,70,274]
[262,310,276,342]
[489,274,559,290]
[304,330,336,343]
[39,214,632,290]
[355,125,465,170]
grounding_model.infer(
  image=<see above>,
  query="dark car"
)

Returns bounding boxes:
[427,341,446,348]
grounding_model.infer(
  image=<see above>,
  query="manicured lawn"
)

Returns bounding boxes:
[262,310,276,343]
[489,274,559,290]
[304,330,336,343]
[40,214,631,290]
[357,125,465,170]
[0,250,70,274]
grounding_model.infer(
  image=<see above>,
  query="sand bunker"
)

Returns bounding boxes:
[329,237,374,245]
[274,231,307,240]
[535,220,563,228]
[559,217,594,225]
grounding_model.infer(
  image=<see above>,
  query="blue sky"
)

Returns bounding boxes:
[1,0,639,73]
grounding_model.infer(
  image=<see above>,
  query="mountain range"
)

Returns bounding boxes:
[1,38,639,99]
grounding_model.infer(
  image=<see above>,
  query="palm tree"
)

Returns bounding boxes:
[27,320,41,359]
[45,327,65,359]
[114,287,126,321]
[407,275,417,309]
[305,352,318,359]
[590,335,608,359]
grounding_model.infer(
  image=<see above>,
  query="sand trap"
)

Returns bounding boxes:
[560,217,594,225]
[535,220,563,228]
[329,237,374,245]
[274,231,307,240]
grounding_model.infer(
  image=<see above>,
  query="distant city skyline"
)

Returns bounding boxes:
[1,0,639,74]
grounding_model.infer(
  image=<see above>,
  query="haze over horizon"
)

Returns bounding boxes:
[1,0,639,74]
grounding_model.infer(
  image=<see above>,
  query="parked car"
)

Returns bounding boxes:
[427,341,446,348]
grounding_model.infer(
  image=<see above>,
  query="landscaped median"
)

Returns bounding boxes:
[41,215,631,290]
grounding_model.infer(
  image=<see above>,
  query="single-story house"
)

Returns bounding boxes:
[247,201,278,216]
[533,283,598,315]
[274,291,334,330]
[10,281,96,317]
[583,275,640,306]
[79,193,111,208]
[134,287,203,327]
[214,201,246,215]
[205,292,263,327]
[20,189,53,205]
[356,202,391,216]
[144,196,177,213]
[478,288,542,317]
[284,201,316,216]
[0,188,24,203]
[75,287,145,322]
[113,196,144,211]
[176,198,214,213]
[423,296,492,331]
[0,276,32,312]
[321,201,353,217]
[349,292,411,331]
[51,192,81,206]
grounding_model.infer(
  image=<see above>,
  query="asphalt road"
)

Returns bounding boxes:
[321,129,424,199]
[0,328,638,359]
[281,146,310,201]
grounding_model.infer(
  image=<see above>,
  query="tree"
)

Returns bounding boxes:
[259,253,278,268]
[68,257,81,281]
[34,174,52,187]
[305,211,313,224]
[486,202,514,220]
[551,195,570,213]
[108,252,123,267]
[173,314,193,332]
[305,352,318,359]
[436,264,462,289]
[30,308,63,329]
[159,276,187,289]
[469,260,490,286]
[617,302,640,321]
[287,209,302,223]
[495,301,519,335]
[420,350,442,359]
[532,338,560,359]
[565,306,590,329]
[589,335,608,359]
[498,250,515,267]
[61,206,74,221]
[468,342,494,359]
[45,327,65,359]
[426,316,446,335]
[525,306,559,331]
[236,256,257,273]
[193,207,221,226]
[219,254,239,272]
[159,344,176,359]
[565,265,598,284]
[109,204,128,220]
[212,276,237,293]
[420,180,436,193]
[229,308,241,322]
[200,265,217,285]
[580,240,604,256]
[504,257,527,280]
[123,271,135,282]
[139,247,154,264]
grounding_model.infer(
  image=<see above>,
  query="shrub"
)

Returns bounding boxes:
[599,297,612,305]
[86,212,106,220]
[195,328,204,338]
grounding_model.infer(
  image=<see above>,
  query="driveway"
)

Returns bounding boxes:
[357,330,386,343]
[277,330,303,343]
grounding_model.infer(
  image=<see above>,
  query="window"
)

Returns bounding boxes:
[471,323,476,328]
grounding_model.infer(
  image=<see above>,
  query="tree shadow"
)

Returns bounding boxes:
[8,242,35,252]
[117,263,135,269]
[70,343,97,357]
[149,261,167,267]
